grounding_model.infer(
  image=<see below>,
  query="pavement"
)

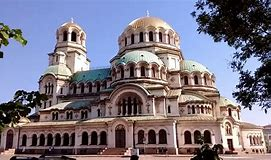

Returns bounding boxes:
[1,154,271,160]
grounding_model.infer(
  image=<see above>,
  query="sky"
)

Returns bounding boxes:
[0,0,270,125]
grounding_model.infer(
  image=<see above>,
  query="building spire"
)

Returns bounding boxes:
[146,10,150,17]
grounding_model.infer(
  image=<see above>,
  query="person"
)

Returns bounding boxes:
[130,155,139,160]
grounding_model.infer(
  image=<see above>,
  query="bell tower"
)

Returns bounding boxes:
[53,19,90,73]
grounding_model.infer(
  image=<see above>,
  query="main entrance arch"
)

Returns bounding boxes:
[6,130,14,149]
[115,124,126,148]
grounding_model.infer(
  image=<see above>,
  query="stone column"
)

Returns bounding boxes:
[97,135,100,145]
[154,32,159,42]
[144,32,148,42]
[156,133,159,144]
[135,33,139,43]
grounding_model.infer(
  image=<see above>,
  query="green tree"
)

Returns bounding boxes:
[0,90,47,131]
[0,22,27,58]
[192,0,271,111]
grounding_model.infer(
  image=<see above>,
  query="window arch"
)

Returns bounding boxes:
[151,67,155,78]
[100,131,107,145]
[71,31,77,42]
[52,111,59,120]
[149,31,153,41]
[91,131,98,145]
[140,66,145,77]
[22,134,27,146]
[66,111,73,120]
[148,130,156,144]
[88,82,92,93]
[63,31,68,41]
[138,130,144,144]
[55,133,61,146]
[237,109,240,120]
[194,130,201,144]
[139,32,144,42]
[184,131,192,144]
[39,134,45,146]
[228,108,232,117]
[192,105,195,114]
[204,130,212,143]
[204,76,207,85]
[225,122,232,135]
[131,34,134,44]
[47,134,53,146]
[72,84,77,94]
[63,133,69,146]
[80,83,84,94]
[125,37,127,46]
[184,76,189,85]
[158,129,167,144]
[81,110,88,119]
[81,132,88,145]
[31,134,37,146]
[130,66,134,77]
[159,32,162,42]
[194,75,199,84]
[71,133,75,146]
[96,82,100,92]
[167,34,171,44]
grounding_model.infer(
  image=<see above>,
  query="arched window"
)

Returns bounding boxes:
[100,131,107,145]
[88,83,92,93]
[131,34,134,44]
[201,105,204,114]
[22,134,27,146]
[148,130,156,144]
[63,31,68,41]
[31,134,37,146]
[167,34,171,44]
[66,111,73,120]
[204,130,212,143]
[184,76,188,85]
[140,66,145,77]
[55,133,61,146]
[47,134,53,146]
[139,32,144,42]
[120,67,124,78]
[125,37,127,46]
[151,67,155,78]
[81,110,88,119]
[194,130,201,144]
[71,31,77,42]
[228,108,232,117]
[149,31,153,41]
[194,75,199,84]
[71,133,75,146]
[138,130,144,144]
[168,105,171,113]
[52,112,59,120]
[159,32,162,42]
[80,83,84,94]
[97,109,101,117]
[39,134,45,146]
[249,135,253,145]
[96,82,100,92]
[237,109,240,120]
[63,133,69,146]
[253,136,256,145]
[187,105,191,114]
[103,81,107,89]
[72,84,77,94]
[184,131,192,144]
[91,131,98,145]
[159,129,167,144]
[130,66,134,77]
[81,132,88,145]
[225,122,232,135]
[204,76,207,85]
[192,105,195,114]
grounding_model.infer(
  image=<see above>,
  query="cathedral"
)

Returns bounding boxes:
[0,16,266,155]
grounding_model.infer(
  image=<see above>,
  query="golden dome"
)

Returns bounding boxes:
[127,16,174,30]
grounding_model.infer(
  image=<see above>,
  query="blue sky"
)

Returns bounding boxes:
[1,0,270,125]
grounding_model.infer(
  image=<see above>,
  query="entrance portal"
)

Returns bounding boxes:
[227,139,234,151]
[115,124,126,148]
[6,130,14,149]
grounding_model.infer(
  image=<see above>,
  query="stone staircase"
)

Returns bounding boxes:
[1,149,15,155]
[101,148,127,155]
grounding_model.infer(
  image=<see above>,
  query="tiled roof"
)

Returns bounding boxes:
[71,68,111,83]
[180,60,212,74]
[43,64,72,77]
[115,50,164,66]
[218,96,238,108]
[41,100,91,111]
[241,122,262,129]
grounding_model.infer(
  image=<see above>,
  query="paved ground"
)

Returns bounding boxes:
[1,154,271,160]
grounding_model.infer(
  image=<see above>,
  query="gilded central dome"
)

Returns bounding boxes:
[127,16,173,30]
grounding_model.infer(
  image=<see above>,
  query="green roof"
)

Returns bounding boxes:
[43,64,72,77]
[180,60,212,74]
[42,100,91,111]
[218,96,238,107]
[71,68,111,83]
[116,50,164,66]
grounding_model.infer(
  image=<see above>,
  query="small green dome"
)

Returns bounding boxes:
[115,50,164,66]
[43,64,72,77]
[180,60,212,74]
[218,96,238,107]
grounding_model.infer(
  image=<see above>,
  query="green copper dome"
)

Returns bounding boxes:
[115,50,164,66]
[43,64,72,77]
[218,96,238,107]
[180,60,212,74]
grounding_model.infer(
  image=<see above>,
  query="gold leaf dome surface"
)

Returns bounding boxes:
[127,16,173,30]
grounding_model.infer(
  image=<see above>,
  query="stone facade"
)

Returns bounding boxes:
[0,16,266,155]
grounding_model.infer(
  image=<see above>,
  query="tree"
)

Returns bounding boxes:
[0,90,47,131]
[0,22,27,58]
[192,0,271,111]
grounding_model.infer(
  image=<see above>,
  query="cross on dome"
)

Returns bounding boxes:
[146,10,150,17]
[71,17,74,23]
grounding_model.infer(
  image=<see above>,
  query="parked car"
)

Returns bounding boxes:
[10,156,39,160]
[39,155,76,160]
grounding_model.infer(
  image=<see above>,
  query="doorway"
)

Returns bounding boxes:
[227,139,234,151]
[115,124,126,148]
[6,130,14,149]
